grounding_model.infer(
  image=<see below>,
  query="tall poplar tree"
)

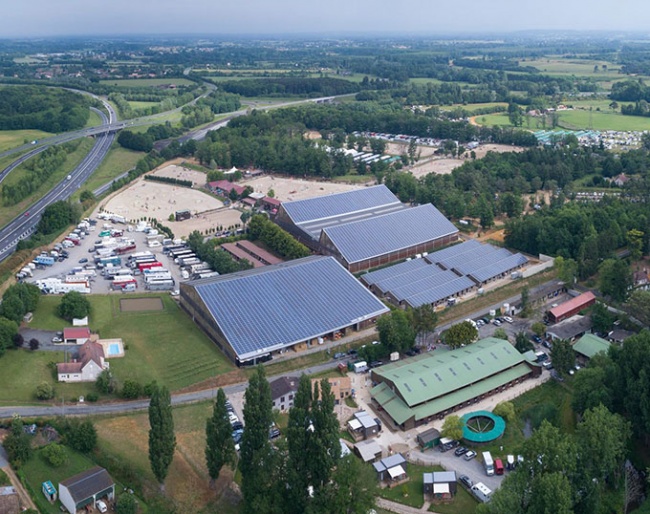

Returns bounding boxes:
[205,388,235,486]
[148,384,176,491]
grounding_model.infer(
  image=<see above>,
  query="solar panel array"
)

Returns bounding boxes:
[389,269,460,302]
[193,256,389,360]
[322,204,458,265]
[281,185,400,225]
[373,264,446,295]
[404,276,477,308]
[452,248,514,276]
[470,253,529,283]
[423,239,481,265]
[361,257,428,287]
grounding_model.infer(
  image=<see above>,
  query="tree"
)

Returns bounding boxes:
[121,380,143,399]
[493,402,516,424]
[240,366,280,514]
[550,339,574,375]
[577,403,631,483]
[554,256,577,285]
[599,259,633,302]
[96,369,116,394]
[627,229,644,261]
[240,210,253,227]
[515,331,533,353]
[42,443,68,467]
[57,291,91,321]
[520,286,531,318]
[408,304,438,346]
[376,310,416,353]
[205,388,235,485]
[493,328,509,341]
[500,193,523,218]
[148,384,176,491]
[626,290,650,326]
[0,296,25,324]
[64,419,98,453]
[441,415,463,441]
[267,188,275,198]
[508,102,523,127]
[477,196,494,229]
[591,302,615,334]
[531,322,546,338]
[115,493,138,514]
[0,317,18,357]
[13,333,24,348]
[35,381,54,400]
[4,418,32,467]
[572,365,613,415]
[444,321,478,349]
[29,338,39,351]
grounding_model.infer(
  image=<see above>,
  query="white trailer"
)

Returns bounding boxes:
[146,279,175,291]
[471,483,492,503]
[482,452,494,476]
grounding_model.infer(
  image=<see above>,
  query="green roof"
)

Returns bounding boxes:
[573,333,611,359]
[372,338,527,407]
[372,363,531,425]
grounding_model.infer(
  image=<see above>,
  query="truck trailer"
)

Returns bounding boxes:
[482,452,494,476]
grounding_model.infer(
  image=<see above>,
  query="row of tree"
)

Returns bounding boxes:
[143,175,192,187]
[247,215,311,260]
[187,230,253,275]
[217,77,361,98]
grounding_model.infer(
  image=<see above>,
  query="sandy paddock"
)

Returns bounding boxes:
[151,164,208,186]
[119,297,164,312]
[385,141,438,159]
[102,180,223,223]
[167,208,244,239]
[241,176,361,202]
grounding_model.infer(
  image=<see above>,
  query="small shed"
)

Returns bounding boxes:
[348,410,379,441]
[417,427,441,450]
[175,209,191,222]
[424,471,457,496]
[42,480,57,502]
[373,453,407,482]
[354,439,383,463]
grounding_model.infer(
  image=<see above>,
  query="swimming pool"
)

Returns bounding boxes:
[107,343,121,356]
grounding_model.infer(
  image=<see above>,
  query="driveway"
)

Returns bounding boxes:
[19,328,79,352]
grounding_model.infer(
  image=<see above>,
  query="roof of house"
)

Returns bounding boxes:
[354,439,383,462]
[188,256,389,361]
[373,453,407,473]
[548,291,596,320]
[573,333,611,359]
[57,341,105,375]
[59,466,114,504]
[269,377,298,401]
[262,196,282,207]
[209,180,246,195]
[0,487,20,514]
[236,240,283,265]
[547,315,593,340]
[432,471,457,483]
[354,410,378,429]
[372,338,527,407]
[280,185,400,225]
[221,243,264,268]
[63,327,91,339]
[321,204,458,265]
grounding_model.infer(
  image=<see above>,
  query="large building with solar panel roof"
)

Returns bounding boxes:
[370,338,541,430]
[180,256,390,365]
[275,185,459,272]
[360,240,528,309]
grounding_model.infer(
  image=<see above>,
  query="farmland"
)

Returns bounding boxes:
[0,129,51,153]
[99,77,195,87]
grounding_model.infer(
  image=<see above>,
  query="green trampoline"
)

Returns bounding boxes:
[461,410,506,443]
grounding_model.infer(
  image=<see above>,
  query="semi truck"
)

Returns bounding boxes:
[145,272,173,283]
[97,256,121,267]
[128,251,153,261]
[138,261,163,272]
[114,244,137,255]
[193,271,220,280]
[482,451,494,476]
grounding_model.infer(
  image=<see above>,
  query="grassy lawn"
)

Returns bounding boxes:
[29,294,235,392]
[558,108,650,131]
[441,102,508,113]
[99,78,195,87]
[378,462,433,509]
[0,129,52,153]
[522,57,622,77]
[473,113,513,127]
[0,138,95,229]
[430,484,479,514]
[84,108,103,129]
[72,144,144,199]
[127,100,160,110]
[512,379,575,434]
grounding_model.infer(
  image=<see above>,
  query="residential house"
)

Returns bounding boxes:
[424,471,457,498]
[311,376,352,405]
[612,173,631,187]
[608,328,635,344]
[270,377,298,411]
[373,454,408,483]
[63,327,91,345]
[59,467,114,514]
[573,333,611,365]
[57,341,108,382]
[347,410,380,441]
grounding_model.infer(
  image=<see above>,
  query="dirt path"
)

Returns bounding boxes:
[377,497,437,514]
[2,465,38,511]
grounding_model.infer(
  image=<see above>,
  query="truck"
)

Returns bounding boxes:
[114,244,137,255]
[98,230,112,237]
[138,261,163,272]
[130,257,157,269]
[163,244,187,255]
[145,273,173,283]
[97,256,121,267]
[146,279,175,291]
[188,263,211,274]
[494,458,504,475]
[194,271,220,280]
[179,257,200,267]
[471,483,492,503]
[128,251,153,261]
[35,255,55,266]
[111,215,126,224]
[482,452,494,476]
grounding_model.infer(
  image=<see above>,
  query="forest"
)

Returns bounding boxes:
[216,77,361,97]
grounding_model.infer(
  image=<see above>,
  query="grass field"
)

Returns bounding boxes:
[29,294,235,391]
[522,57,622,77]
[0,129,52,153]
[473,113,513,127]
[441,102,508,113]
[73,144,144,199]
[558,108,650,131]
[127,100,160,110]
[99,78,195,87]
[430,485,479,514]
[84,108,103,129]
[0,138,95,229]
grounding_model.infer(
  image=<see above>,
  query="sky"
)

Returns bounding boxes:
[3,0,648,38]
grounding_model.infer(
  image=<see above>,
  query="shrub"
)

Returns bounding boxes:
[29,338,39,351]
[35,381,55,400]
[42,443,68,467]
[85,392,99,402]
[121,380,143,399]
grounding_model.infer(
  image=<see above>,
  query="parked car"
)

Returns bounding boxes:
[369,361,384,369]
[542,340,552,349]
[454,446,468,457]
[347,349,358,357]
[493,319,502,326]
[78,258,88,264]
[269,428,281,439]
[460,475,473,488]
[96,500,108,513]
[464,450,477,460]
[51,336,62,343]
[503,316,513,323]
[333,352,346,360]
[231,421,244,431]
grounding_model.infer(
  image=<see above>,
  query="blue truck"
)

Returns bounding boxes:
[96,256,122,268]
[34,255,55,266]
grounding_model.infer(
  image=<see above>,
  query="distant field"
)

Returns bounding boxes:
[73,144,144,199]
[127,100,160,109]
[522,57,622,76]
[473,113,513,127]
[30,294,235,391]
[83,108,103,129]
[0,129,52,153]
[441,102,508,113]
[99,78,195,87]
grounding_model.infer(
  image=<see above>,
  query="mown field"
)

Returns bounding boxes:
[0,129,52,153]
[127,100,160,110]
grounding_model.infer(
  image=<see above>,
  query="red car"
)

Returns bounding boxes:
[24,212,29,217]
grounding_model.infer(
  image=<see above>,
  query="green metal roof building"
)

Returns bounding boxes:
[370,338,539,430]
[573,333,611,360]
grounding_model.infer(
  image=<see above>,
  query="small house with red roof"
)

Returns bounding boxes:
[547,291,596,323]
[63,327,91,345]
[57,341,108,382]
[207,180,246,197]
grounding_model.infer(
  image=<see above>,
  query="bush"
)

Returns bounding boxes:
[35,381,54,400]
[85,392,99,402]
[29,338,39,351]
[96,369,116,394]
[42,443,68,467]
[121,380,143,399]
[57,419,98,453]
[57,291,90,321]
[116,492,138,514]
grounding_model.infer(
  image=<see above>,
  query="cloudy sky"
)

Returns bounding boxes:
[3,0,647,38]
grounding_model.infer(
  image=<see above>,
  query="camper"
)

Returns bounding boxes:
[471,482,492,503]
[506,455,515,471]
[353,361,368,373]
[482,451,494,476]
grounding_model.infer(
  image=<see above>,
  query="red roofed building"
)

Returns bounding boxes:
[207,180,246,197]
[547,291,596,323]
[63,327,91,345]
[57,341,108,382]
[260,196,282,213]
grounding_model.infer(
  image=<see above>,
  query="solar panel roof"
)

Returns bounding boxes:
[388,269,460,302]
[361,257,428,287]
[322,204,458,265]
[281,185,400,225]
[191,256,389,361]
[404,276,477,308]
[437,245,505,271]
[424,239,481,264]
[469,253,528,283]
[373,263,446,294]
[451,248,514,276]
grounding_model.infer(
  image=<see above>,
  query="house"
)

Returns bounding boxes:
[423,471,457,498]
[42,480,57,503]
[546,315,593,341]
[0,487,21,514]
[208,180,246,198]
[347,410,380,441]
[612,173,631,187]
[373,454,408,483]
[269,377,298,411]
[312,376,351,405]
[547,292,596,323]
[259,196,282,214]
[417,427,441,450]
[57,341,108,382]
[59,466,115,514]
[63,327,91,345]
[353,439,383,463]
[573,333,611,364]
[608,328,635,344]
